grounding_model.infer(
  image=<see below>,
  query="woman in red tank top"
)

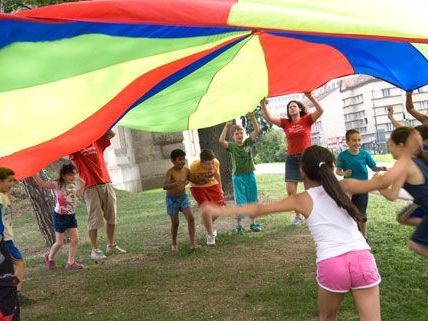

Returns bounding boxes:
[261,92,324,225]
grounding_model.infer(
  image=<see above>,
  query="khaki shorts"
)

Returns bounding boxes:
[84,183,117,230]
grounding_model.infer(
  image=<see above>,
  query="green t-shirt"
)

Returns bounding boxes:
[226,137,255,175]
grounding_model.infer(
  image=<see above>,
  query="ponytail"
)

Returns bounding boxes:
[302,146,363,223]
[318,163,363,223]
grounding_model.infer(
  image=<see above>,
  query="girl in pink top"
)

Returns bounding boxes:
[261,92,324,226]
[201,131,421,321]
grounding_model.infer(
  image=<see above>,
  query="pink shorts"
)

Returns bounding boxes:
[316,250,381,293]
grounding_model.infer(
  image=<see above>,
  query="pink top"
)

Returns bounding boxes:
[280,114,314,155]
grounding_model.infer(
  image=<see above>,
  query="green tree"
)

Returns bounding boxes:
[254,128,286,164]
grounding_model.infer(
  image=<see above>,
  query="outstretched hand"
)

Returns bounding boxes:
[304,92,313,99]
[259,97,267,106]
[387,106,394,118]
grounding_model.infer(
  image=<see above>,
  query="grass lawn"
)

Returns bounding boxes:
[15,174,428,321]
[372,154,394,163]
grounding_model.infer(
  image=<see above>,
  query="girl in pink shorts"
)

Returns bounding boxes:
[202,137,419,321]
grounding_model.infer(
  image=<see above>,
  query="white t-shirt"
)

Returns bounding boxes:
[306,185,370,263]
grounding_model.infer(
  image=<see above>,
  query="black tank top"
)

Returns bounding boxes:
[403,157,428,212]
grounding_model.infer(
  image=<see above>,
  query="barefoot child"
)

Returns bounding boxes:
[163,149,198,251]
[202,134,419,321]
[219,115,261,233]
[189,149,225,246]
[33,164,85,270]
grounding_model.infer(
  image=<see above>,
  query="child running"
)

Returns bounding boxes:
[163,149,198,251]
[201,133,419,321]
[33,164,85,270]
[0,167,28,304]
[219,114,261,234]
[189,149,225,246]
[336,129,387,239]
[378,126,428,259]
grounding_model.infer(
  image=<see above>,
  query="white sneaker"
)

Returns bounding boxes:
[206,235,216,246]
[212,230,217,237]
[90,249,107,260]
[292,216,304,226]
[106,244,127,255]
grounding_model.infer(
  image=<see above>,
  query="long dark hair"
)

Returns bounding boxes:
[58,163,76,188]
[301,145,363,222]
[286,100,307,119]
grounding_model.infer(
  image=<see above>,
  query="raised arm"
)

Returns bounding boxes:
[387,107,404,128]
[305,92,324,122]
[106,129,116,139]
[378,173,408,201]
[406,91,428,124]
[260,98,281,127]
[219,121,232,149]
[32,173,57,189]
[248,111,260,141]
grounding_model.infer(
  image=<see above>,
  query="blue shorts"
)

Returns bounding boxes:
[352,193,369,219]
[52,212,78,233]
[232,172,258,205]
[285,154,302,182]
[5,240,23,260]
[166,194,191,216]
[411,213,428,246]
[408,206,426,219]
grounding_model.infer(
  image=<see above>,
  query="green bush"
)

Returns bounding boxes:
[254,129,286,164]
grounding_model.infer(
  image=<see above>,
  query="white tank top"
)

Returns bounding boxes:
[306,185,370,263]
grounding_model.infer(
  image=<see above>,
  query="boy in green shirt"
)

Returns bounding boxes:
[219,112,261,233]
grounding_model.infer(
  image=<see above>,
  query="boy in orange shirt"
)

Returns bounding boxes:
[189,149,225,246]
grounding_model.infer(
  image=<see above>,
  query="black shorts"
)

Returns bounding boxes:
[352,193,369,220]
[411,214,428,246]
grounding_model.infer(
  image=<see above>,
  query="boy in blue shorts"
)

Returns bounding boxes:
[163,149,198,251]
[219,112,261,233]
[336,129,387,239]
[0,167,28,306]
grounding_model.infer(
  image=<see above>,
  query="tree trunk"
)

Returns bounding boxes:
[198,124,234,201]
[23,171,55,246]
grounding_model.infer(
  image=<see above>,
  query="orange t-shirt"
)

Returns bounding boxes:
[189,159,220,188]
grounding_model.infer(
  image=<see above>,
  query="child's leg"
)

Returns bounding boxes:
[49,232,65,260]
[170,214,179,250]
[352,194,369,238]
[317,287,345,321]
[351,286,381,321]
[408,241,428,258]
[408,214,428,258]
[286,181,302,221]
[14,259,25,292]
[182,208,197,248]
[66,228,80,264]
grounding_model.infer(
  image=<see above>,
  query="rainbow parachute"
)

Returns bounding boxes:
[1,0,428,178]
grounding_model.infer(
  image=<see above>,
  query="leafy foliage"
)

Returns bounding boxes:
[254,128,286,164]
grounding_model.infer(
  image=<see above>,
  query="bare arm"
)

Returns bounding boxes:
[336,168,352,177]
[248,111,260,141]
[32,174,57,189]
[387,106,404,128]
[219,121,232,149]
[305,92,324,122]
[163,170,185,190]
[378,173,407,201]
[77,177,85,197]
[406,91,428,124]
[260,98,281,127]
[201,193,309,219]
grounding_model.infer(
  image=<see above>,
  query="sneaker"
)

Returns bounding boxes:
[292,216,304,226]
[212,230,217,237]
[235,225,245,234]
[65,262,84,270]
[44,252,55,270]
[206,234,216,246]
[250,223,262,232]
[106,244,127,255]
[90,249,107,260]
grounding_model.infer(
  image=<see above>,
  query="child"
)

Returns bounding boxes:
[189,149,225,246]
[33,164,85,270]
[163,149,198,251]
[0,167,27,305]
[219,114,261,233]
[378,126,428,259]
[336,129,387,239]
[202,135,419,321]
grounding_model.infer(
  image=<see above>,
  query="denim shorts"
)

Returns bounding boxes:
[52,212,78,233]
[166,194,191,216]
[285,154,302,182]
